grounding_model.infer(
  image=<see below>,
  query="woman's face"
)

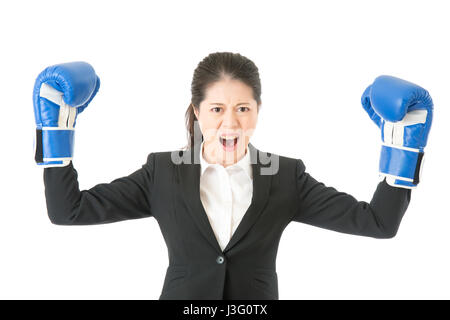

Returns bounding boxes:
[194,77,259,167]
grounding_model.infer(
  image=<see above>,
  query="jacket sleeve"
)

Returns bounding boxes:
[43,153,155,225]
[291,159,411,238]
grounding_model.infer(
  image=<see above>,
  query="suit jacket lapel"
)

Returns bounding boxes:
[177,142,273,254]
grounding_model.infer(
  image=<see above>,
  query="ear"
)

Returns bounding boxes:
[193,105,199,119]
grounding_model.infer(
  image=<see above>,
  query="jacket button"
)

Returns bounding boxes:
[216,256,225,264]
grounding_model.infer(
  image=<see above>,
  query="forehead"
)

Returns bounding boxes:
[204,78,254,103]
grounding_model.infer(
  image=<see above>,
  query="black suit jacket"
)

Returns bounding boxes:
[43,142,411,300]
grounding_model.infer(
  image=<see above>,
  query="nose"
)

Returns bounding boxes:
[222,108,239,127]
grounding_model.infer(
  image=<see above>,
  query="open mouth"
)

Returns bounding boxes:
[219,136,239,151]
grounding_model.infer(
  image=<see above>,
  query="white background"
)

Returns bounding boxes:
[0,0,448,299]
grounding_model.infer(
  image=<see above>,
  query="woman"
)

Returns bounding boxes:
[33,52,433,300]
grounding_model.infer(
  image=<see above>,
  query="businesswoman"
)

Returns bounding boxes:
[33,52,433,299]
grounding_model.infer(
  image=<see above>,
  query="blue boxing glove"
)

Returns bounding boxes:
[361,75,433,189]
[33,62,100,167]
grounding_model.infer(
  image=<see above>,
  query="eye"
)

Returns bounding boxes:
[238,106,250,112]
[211,107,222,113]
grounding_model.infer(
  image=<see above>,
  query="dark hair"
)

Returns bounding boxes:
[183,52,262,150]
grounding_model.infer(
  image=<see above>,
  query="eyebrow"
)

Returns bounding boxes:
[209,102,250,106]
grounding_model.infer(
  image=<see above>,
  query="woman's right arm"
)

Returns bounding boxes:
[43,153,155,225]
[32,62,155,225]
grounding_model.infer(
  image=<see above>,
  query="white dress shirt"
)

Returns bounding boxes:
[199,141,253,251]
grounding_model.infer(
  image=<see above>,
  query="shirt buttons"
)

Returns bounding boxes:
[216,256,225,264]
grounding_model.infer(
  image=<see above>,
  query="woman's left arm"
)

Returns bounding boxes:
[291,75,432,238]
[291,159,411,239]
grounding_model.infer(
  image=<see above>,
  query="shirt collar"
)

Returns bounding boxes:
[199,140,253,180]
